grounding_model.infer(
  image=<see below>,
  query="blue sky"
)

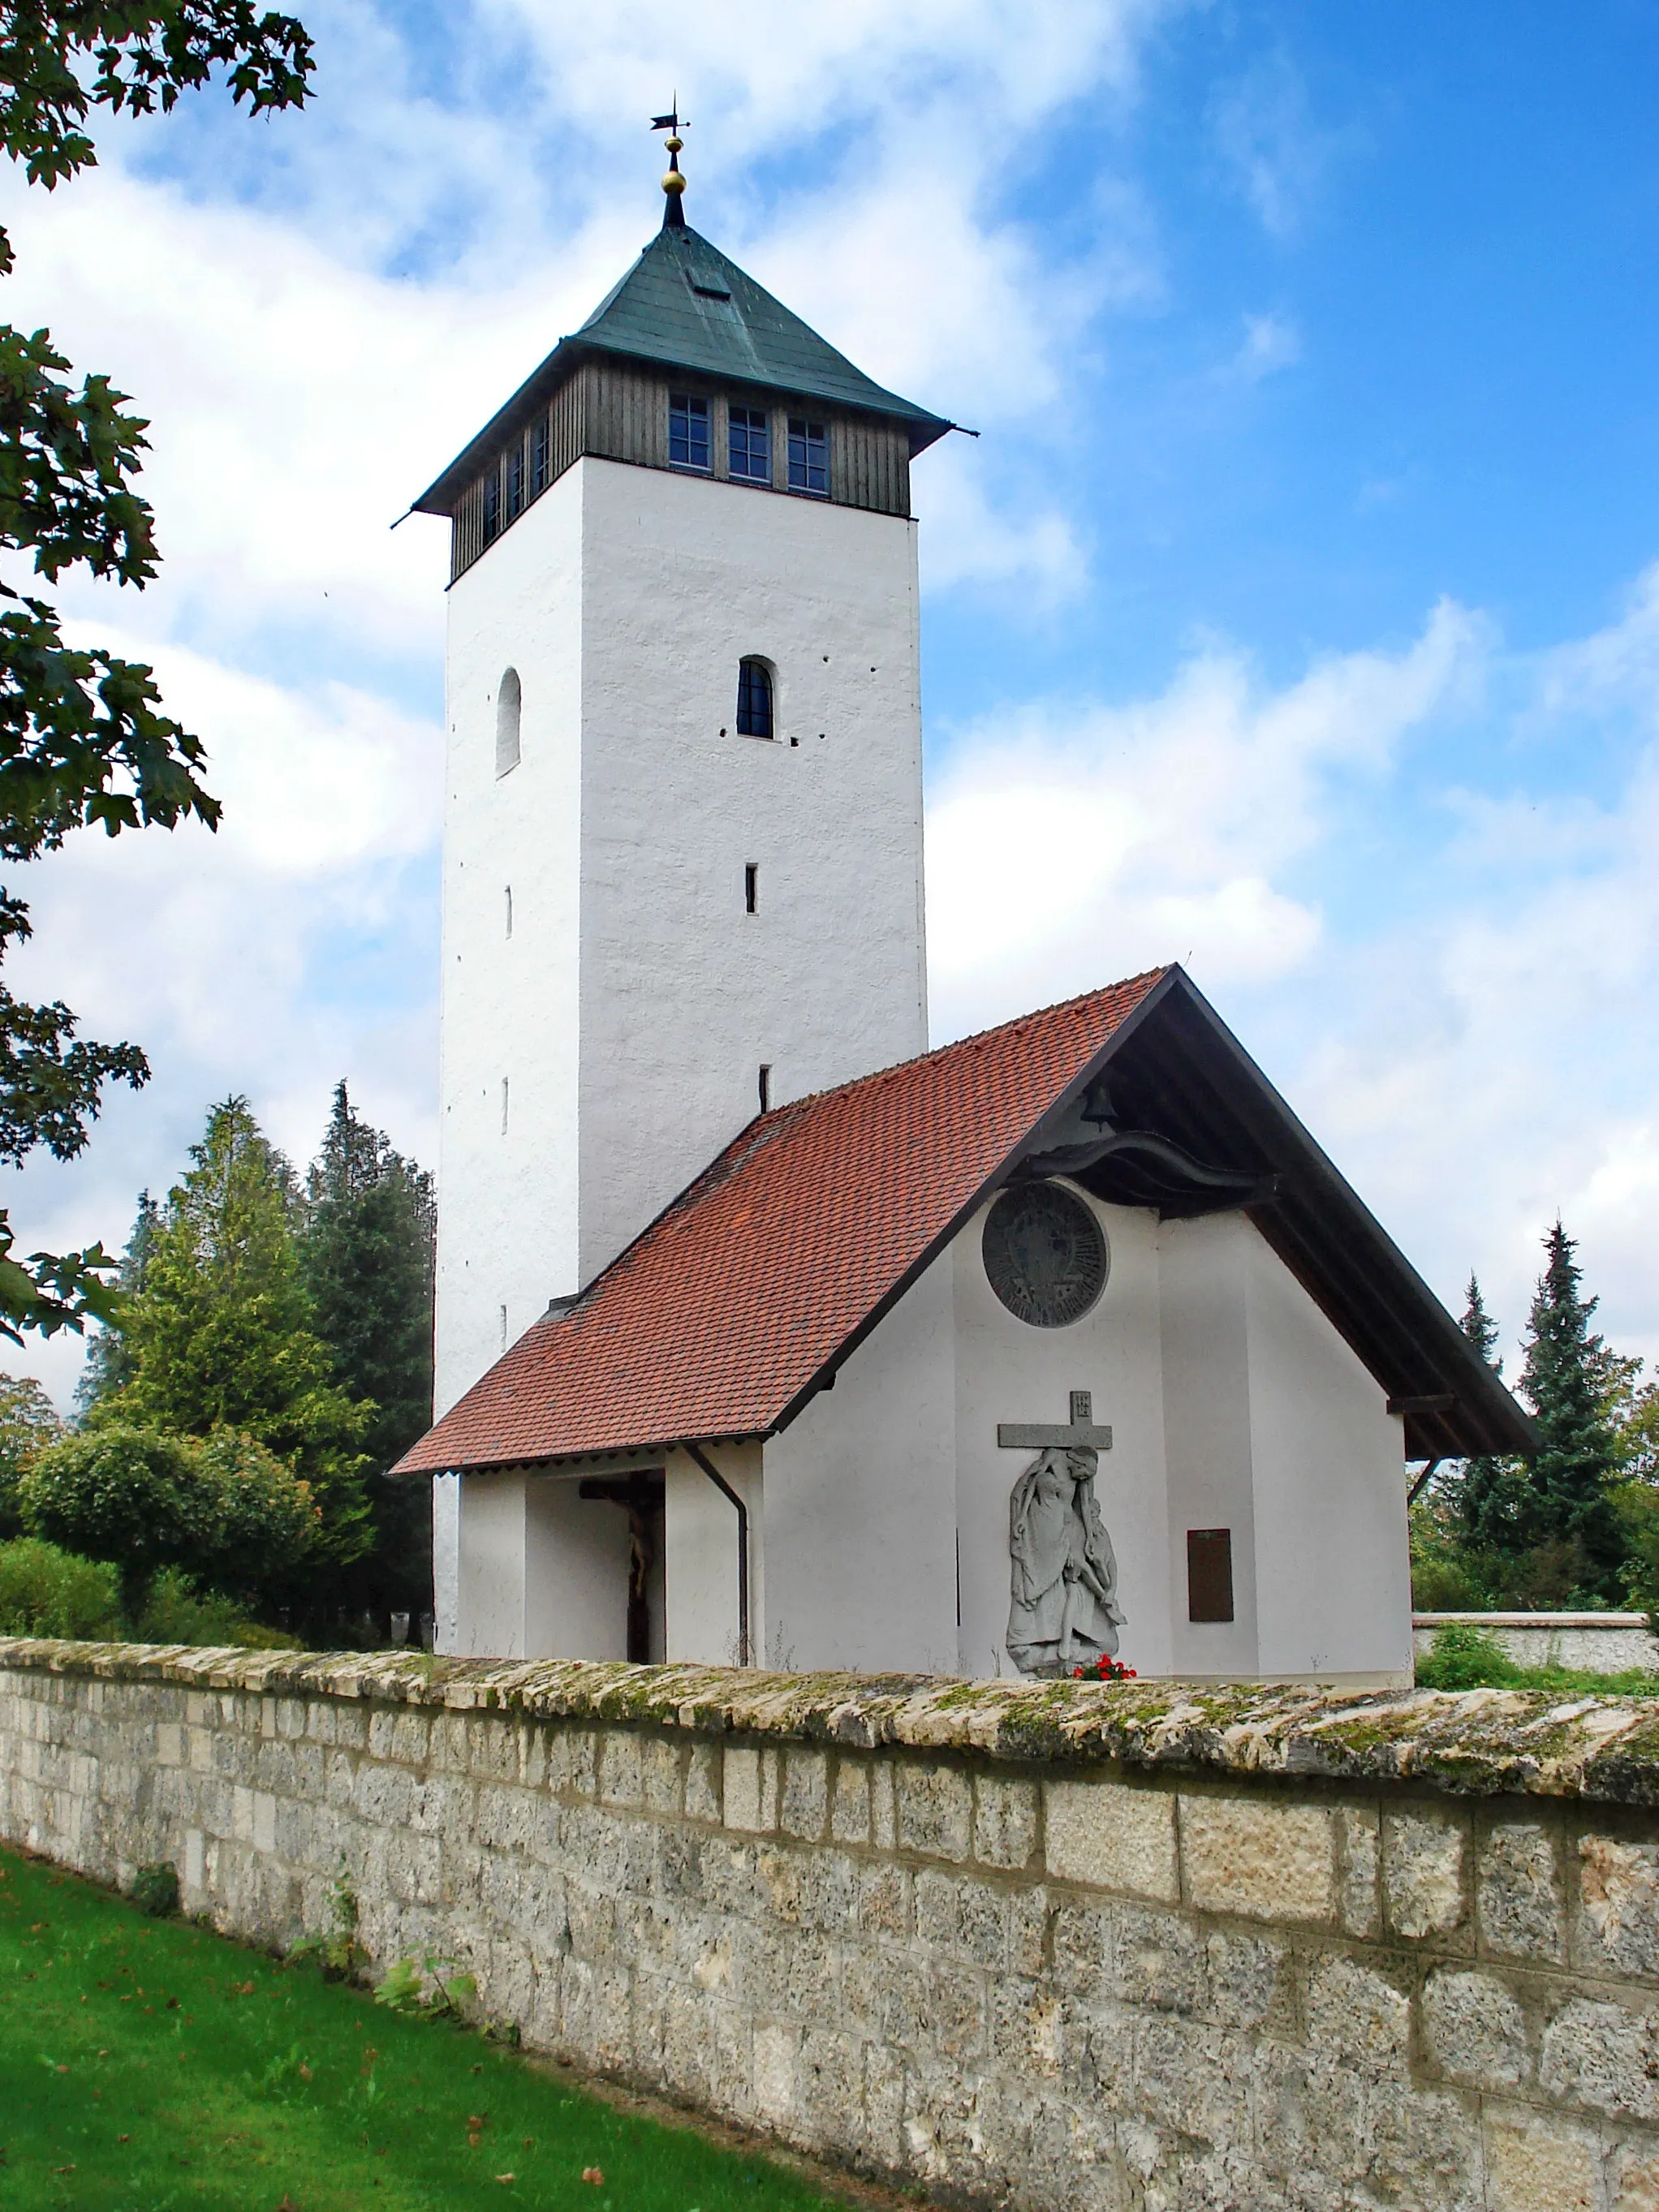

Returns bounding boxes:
[6,0,1659,1406]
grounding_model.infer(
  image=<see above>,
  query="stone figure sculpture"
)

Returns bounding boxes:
[1006,1444,1124,1676]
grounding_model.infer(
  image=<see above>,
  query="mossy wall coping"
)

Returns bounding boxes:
[6,1638,1659,1806]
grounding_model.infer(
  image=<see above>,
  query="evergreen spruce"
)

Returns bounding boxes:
[298,1082,435,1618]
[1517,1220,1626,1604]
[106,1097,373,1610]
[75,1190,160,1412]
[1450,1273,1531,1556]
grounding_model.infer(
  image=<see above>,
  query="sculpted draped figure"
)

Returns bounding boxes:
[1006,1445,1125,1676]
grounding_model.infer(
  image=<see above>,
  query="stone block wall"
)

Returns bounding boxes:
[6,1642,1659,2210]
[1413,1613,1659,1676]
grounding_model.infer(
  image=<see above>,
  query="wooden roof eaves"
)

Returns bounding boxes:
[1143,979,1539,1458]
[412,338,954,519]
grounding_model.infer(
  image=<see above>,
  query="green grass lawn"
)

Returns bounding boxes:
[0,1844,860,2212]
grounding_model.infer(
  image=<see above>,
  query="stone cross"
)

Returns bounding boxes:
[998,1388,1113,1452]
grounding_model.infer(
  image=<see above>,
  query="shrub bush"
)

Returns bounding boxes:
[19,1422,316,1615]
[1410,1555,1487,1611]
[0,1536,121,1637]
[130,1862,179,1917]
[1416,1620,1525,1689]
[133,1566,296,1650]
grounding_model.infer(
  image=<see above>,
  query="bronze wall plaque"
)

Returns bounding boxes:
[1187,1527,1235,1623]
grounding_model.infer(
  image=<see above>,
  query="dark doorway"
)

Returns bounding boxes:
[579,1472,666,1662]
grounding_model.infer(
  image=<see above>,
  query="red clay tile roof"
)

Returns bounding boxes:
[394,969,1173,1474]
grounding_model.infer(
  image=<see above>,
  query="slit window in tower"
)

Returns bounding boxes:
[788,416,828,495]
[505,885,513,938]
[744,863,758,914]
[729,405,770,482]
[736,658,773,739]
[529,413,550,497]
[495,668,521,777]
[758,1064,772,1112]
[500,1077,510,1135]
[504,441,524,522]
[669,392,710,471]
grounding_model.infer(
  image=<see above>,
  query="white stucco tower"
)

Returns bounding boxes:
[412,171,954,1643]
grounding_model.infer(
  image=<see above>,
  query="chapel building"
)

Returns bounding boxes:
[396,149,1534,1685]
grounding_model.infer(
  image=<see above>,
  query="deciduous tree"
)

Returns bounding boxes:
[19,1419,315,1615]
[0,3,312,1343]
[0,1366,62,1534]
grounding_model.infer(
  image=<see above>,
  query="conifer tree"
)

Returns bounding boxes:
[1450,1273,1531,1555]
[1518,1220,1625,1604]
[75,1188,158,1410]
[299,1081,435,1616]
[106,1096,372,1600]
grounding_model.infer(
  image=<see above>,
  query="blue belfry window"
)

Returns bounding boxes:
[529,414,550,497]
[481,465,502,544]
[670,392,710,471]
[729,405,770,482]
[504,441,525,522]
[788,417,828,495]
[736,658,773,740]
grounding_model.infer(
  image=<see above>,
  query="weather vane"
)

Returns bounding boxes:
[652,100,688,228]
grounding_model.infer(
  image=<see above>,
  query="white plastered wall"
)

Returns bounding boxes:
[760,1251,958,1674]
[663,1441,764,1668]
[435,455,929,1652]
[437,470,584,1419]
[575,458,928,1280]
[952,1190,1173,1681]
[452,1466,636,1661]
[1243,1230,1412,1681]
[1159,1215,1261,1676]
[763,1196,1410,1685]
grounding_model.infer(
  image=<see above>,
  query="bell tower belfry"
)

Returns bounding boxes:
[412,139,954,1646]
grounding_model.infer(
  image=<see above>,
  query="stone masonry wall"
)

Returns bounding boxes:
[6,1643,1659,2210]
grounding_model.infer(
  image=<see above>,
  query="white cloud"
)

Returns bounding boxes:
[1,641,442,1408]
[926,598,1482,1032]
[5,0,1659,1432]
[0,0,1193,1414]
[0,0,1181,672]
[921,577,1659,1376]
[1209,51,1351,240]
[1230,310,1301,381]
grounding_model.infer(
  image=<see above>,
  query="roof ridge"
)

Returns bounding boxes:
[531,966,1174,1336]
[746,966,1179,1125]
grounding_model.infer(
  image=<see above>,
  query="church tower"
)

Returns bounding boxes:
[412,139,953,1633]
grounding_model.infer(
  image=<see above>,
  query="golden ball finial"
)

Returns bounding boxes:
[666,134,683,154]
[662,170,686,196]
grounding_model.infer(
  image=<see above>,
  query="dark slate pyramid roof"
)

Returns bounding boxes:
[576,224,950,434]
[414,222,954,516]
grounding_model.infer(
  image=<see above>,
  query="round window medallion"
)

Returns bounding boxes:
[982,1181,1109,1328]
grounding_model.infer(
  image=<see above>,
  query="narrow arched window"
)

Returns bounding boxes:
[496,668,521,777]
[736,658,773,740]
